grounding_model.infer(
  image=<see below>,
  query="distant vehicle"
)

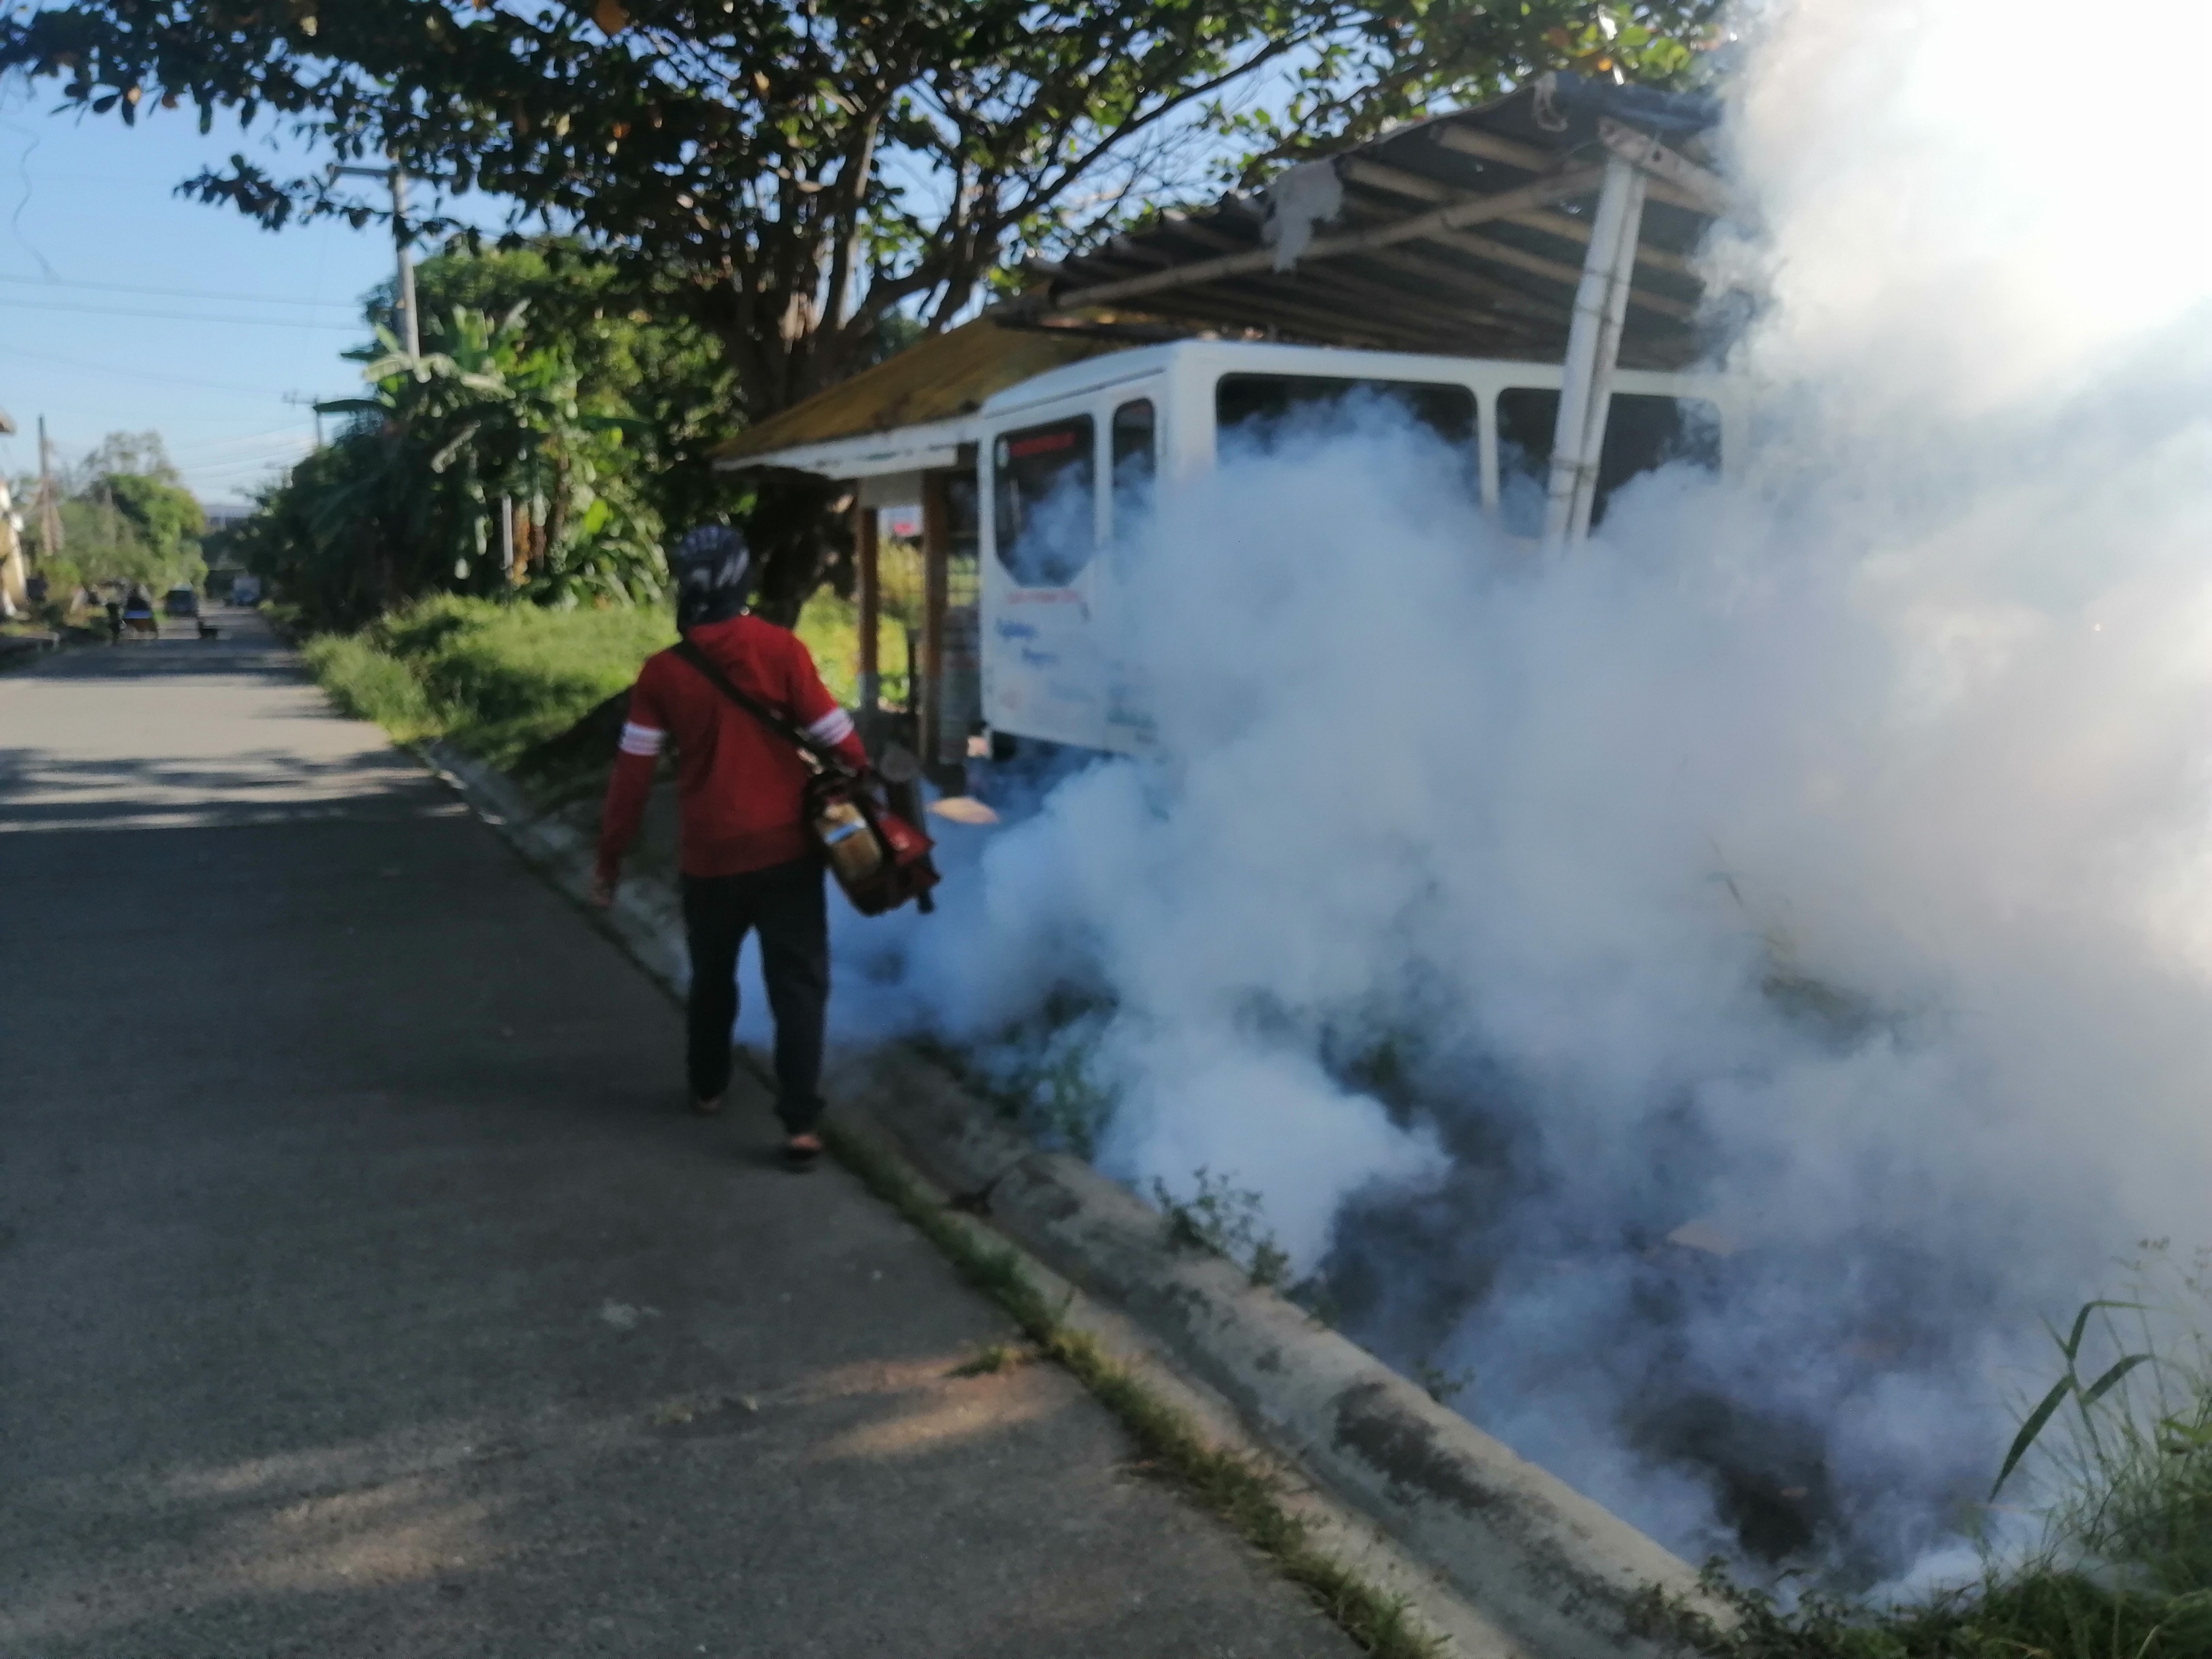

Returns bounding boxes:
[228,575,263,607]
[122,586,157,638]
[163,585,200,618]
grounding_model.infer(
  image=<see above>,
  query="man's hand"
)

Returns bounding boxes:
[590,867,618,909]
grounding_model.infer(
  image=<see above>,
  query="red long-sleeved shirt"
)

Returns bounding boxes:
[596,614,867,880]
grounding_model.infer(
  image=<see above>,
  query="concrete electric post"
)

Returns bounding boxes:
[333,160,421,358]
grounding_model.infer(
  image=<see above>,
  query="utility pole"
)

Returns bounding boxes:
[334,159,419,356]
[35,415,63,560]
[284,392,327,449]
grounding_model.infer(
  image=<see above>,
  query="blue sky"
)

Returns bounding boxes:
[0,43,1309,509]
[0,91,423,506]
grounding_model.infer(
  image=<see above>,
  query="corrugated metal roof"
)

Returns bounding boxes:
[721,73,1729,476]
[1003,72,1729,371]
[713,316,1130,467]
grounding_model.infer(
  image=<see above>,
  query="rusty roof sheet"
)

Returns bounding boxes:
[714,316,1130,466]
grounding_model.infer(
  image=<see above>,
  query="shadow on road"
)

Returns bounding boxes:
[0,602,1360,1658]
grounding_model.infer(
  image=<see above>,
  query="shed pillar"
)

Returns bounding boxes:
[918,470,950,774]
[852,498,880,731]
[1542,154,1648,552]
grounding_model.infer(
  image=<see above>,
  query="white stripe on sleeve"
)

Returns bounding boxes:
[617,721,667,756]
[804,708,855,747]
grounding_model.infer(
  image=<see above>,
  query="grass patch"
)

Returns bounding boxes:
[824,1121,1441,1659]
[949,1341,1042,1378]
[302,593,676,765]
[305,630,438,741]
[1652,1262,2212,1659]
[794,586,911,712]
[1654,1565,2212,1659]
[304,588,886,764]
[1153,1167,1293,1290]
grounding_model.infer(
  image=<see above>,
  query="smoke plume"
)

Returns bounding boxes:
[803,0,2212,1583]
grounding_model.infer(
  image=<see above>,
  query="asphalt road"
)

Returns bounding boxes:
[0,613,1357,1658]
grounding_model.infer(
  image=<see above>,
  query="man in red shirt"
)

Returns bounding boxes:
[592,525,866,1169]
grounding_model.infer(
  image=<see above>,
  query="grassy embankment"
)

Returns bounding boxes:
[1668,1277,2212,1659]
[302,591,902,766]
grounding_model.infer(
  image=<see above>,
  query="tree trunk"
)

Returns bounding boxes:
[543,455,571,577]
[745,470,851,628]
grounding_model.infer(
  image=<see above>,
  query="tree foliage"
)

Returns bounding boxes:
[228,291,670,629]
[20,429,206,595]
[397,241,743,536]
[1,0,1719,612]
[104,470,203,552]
[79,428,183,486]
[224,241,756,630]
[0,0,1720,422]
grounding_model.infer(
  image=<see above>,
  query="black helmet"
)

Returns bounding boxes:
[670,523,752,628]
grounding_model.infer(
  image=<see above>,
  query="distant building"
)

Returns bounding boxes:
[201,501,255,533]
[0,478,25,619]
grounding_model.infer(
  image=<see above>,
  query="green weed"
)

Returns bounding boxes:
[302,586,910,775]
[1411,1360,1476,1408]
[1027,1040,1114,1160]
[1658,1252,2212,1658]
[793,584,912,711]
[302,630,438,741]
[949,1342,1040,1378]
[1153,1167,1292,1289]
[301,593,673,763]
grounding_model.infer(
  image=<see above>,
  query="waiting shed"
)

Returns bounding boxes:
[714,318,1130,767]
[717,70,1732,769]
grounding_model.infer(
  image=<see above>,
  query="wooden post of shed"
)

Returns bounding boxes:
[918,470,950,769]
[852,497,879,734]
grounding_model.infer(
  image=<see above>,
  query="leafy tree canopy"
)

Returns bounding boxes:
[21,429,208,596]
[79,428,182,486]
[237,291,670,630]
[0,1,1720,424]
[389,240,741,536]
[103,470,205,552]
[222,240,776,630]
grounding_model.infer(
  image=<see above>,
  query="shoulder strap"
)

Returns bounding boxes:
[672,637,852,775]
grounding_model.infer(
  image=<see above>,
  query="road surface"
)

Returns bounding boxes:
[0,611,1356,1658]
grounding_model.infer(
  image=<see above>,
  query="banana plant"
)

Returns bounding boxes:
[326,302,667,607]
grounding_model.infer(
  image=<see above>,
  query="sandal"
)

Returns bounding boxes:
[691,1094,725,1117]
[782,1134,823,1172]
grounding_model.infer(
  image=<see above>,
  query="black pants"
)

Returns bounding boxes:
[681,858,830,1132]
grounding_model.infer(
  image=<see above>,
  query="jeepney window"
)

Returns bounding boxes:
[994,415,1096,588]
[1216,374,1477,492]
[1111,398,1156,527]
[1496,389,1721,537]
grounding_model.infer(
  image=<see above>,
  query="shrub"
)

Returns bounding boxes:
[1665,1254,2212,1658]
[302,631,436,742]
[303,594,672,764]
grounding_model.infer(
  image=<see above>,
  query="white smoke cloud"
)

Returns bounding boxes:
[811,0,2212,1582]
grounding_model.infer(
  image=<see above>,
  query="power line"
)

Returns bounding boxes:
[0,343,297,396]
[0,295,359,330]
[190,449,314,474]
[185,445,315,470]
[166,426,319,457]
[0,271,362,310]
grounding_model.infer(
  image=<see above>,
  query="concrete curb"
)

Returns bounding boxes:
[419,739,1723,1659]
[832,1048,1721,1659]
